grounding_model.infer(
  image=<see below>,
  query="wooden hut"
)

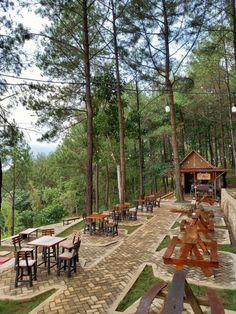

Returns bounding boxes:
[180,150,226,198]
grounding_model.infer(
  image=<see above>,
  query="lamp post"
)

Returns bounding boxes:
[165,101,170,113]
[232,104,236,113]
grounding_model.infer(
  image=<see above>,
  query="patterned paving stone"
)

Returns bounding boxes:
[0,201,235,313]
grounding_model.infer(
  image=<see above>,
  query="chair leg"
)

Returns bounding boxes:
[57,258,61,276]
[29,268,33,287]
[68,260,71,278]
[15,267,19,288]
[34,263,37,281]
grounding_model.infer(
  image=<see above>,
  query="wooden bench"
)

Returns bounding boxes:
[161,270,224,314]
[163,225,219,277]
[135,270,225,314]
[62,216,81,226]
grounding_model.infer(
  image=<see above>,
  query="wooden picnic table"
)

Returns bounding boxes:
[163,225,219,277]
[19,228,38,240]
[28,236,67,274]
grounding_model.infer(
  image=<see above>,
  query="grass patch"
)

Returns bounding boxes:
[119,224,142,234]
[218,244,236,254]
[0,289,56,314]
[156,236,171,251]
[116,266,161,311]
[57,220,84,237]
[171,221,180,229]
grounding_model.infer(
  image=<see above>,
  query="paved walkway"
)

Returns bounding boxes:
[0,200,235,314]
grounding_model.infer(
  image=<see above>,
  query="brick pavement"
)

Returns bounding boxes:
[0,200,235,313]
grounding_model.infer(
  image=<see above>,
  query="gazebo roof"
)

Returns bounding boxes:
[180,150,217,170]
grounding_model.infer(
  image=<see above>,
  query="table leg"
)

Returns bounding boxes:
[47,247,51,274]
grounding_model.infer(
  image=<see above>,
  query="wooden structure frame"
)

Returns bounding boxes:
[163,224,219,277]
[179,150,226,198]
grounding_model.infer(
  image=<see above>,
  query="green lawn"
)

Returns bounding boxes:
[57,220,84,237]
[119,224,142,234]
[116,266,162,311]
[0,289,56,314]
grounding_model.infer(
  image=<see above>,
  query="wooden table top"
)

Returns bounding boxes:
[28,236,66,247]
[19,228,38,235]
[113,203,130,209]
[86,213,108,220]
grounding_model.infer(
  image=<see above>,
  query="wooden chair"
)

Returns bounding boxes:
[11,235,34,259]
[57,238,81,277]
[41,228,56,265]
[61,231,81,261]
[135,270,225,314]
[41,228,55,236]
[128,208,138,220]
[83,213,96,234]
[14,251,37,287]
[105,219,118,237]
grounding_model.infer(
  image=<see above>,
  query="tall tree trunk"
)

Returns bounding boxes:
[223,39,236,173]
[163,0,183,201]
[0,158,2,212]
[95,163,99,213]
[82,0,93,214]
[11,157,16,236]
[116,163,121,202]
[135,80,144,198]
[111,0,126,204]
[232,0,236,66]
[208,129,214,164]
[105,165,109,210]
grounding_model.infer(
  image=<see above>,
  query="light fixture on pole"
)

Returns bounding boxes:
[232,104,236,113]
[80,98,86,108]
[165,101,170,113]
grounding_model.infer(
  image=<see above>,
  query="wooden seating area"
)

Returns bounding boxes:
[135,270,225,314]
[163,206,219,277]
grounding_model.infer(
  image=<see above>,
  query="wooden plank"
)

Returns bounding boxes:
[210,240,219,264]
[207,290,225,314]
[163,236,179,259]
[163,257,218,268]
[135,282,167,314]
[161,270,186,314]
[185,280,203,314]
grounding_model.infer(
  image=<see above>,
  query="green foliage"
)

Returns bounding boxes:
[37,204,66,226]
[0,289,56,314]
[16,209,34,232]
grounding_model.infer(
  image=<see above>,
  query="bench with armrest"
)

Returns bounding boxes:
[163,224,219,277]
[62,216,81,226]
[135,270,225,314]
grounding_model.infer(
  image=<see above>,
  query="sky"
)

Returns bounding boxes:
[2,6,58,157]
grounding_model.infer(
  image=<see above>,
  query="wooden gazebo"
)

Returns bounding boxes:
[179,150,226,198]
